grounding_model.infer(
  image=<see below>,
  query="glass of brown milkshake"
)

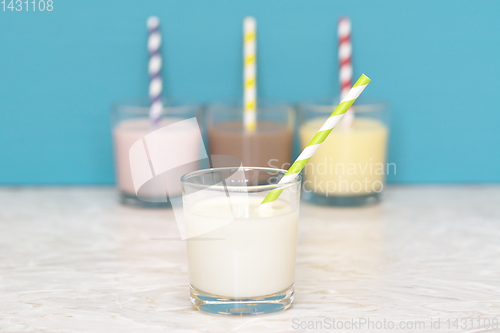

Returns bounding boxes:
[205,98,295,169]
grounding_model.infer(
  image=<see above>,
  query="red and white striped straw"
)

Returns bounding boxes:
[338,17,354,127]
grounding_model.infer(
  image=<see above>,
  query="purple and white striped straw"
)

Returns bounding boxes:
[147,16,163,127]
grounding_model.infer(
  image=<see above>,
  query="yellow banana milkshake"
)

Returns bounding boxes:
[300,117,389,200]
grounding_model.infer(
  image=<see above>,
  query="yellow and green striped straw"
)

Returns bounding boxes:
[260,74,371,208]
[243,16,257,132]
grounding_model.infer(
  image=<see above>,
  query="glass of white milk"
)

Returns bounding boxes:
[181,167,302,315]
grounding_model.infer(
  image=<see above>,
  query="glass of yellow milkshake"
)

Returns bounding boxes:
[299,98,390,206]
[181,167,301,315]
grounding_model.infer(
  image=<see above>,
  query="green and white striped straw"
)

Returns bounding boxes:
[260,74,371,208]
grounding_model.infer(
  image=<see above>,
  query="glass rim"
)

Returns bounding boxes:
[181,167,302,193]
[111,97,201,116]
[207,97,292,113]
[298,96,389,113]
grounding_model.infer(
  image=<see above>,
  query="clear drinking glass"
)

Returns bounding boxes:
[181,167,302,315]
[111,98,202,208]
[205,98,295,169]
[299,97,390,206]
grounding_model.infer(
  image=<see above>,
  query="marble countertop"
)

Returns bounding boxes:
[1,186,499,332]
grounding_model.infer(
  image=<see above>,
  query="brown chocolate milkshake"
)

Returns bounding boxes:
[208,121,293,168]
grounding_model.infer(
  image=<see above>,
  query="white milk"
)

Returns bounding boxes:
[185,196,299,298]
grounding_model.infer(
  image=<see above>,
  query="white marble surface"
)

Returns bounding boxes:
[0,186,499,332]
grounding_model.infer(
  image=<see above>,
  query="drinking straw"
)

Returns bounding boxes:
[260,74,371,207]
[147,16,163,127]
[338,17,354,127]
[243,16,257,133]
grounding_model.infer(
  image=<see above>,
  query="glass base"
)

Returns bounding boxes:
[303,190,382,207]
[119,192,171,209]
[190,284,294,316]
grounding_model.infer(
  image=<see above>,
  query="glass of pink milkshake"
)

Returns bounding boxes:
[111,98,203,208]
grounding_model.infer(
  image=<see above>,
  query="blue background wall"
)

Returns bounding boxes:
[1,0,499,184]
